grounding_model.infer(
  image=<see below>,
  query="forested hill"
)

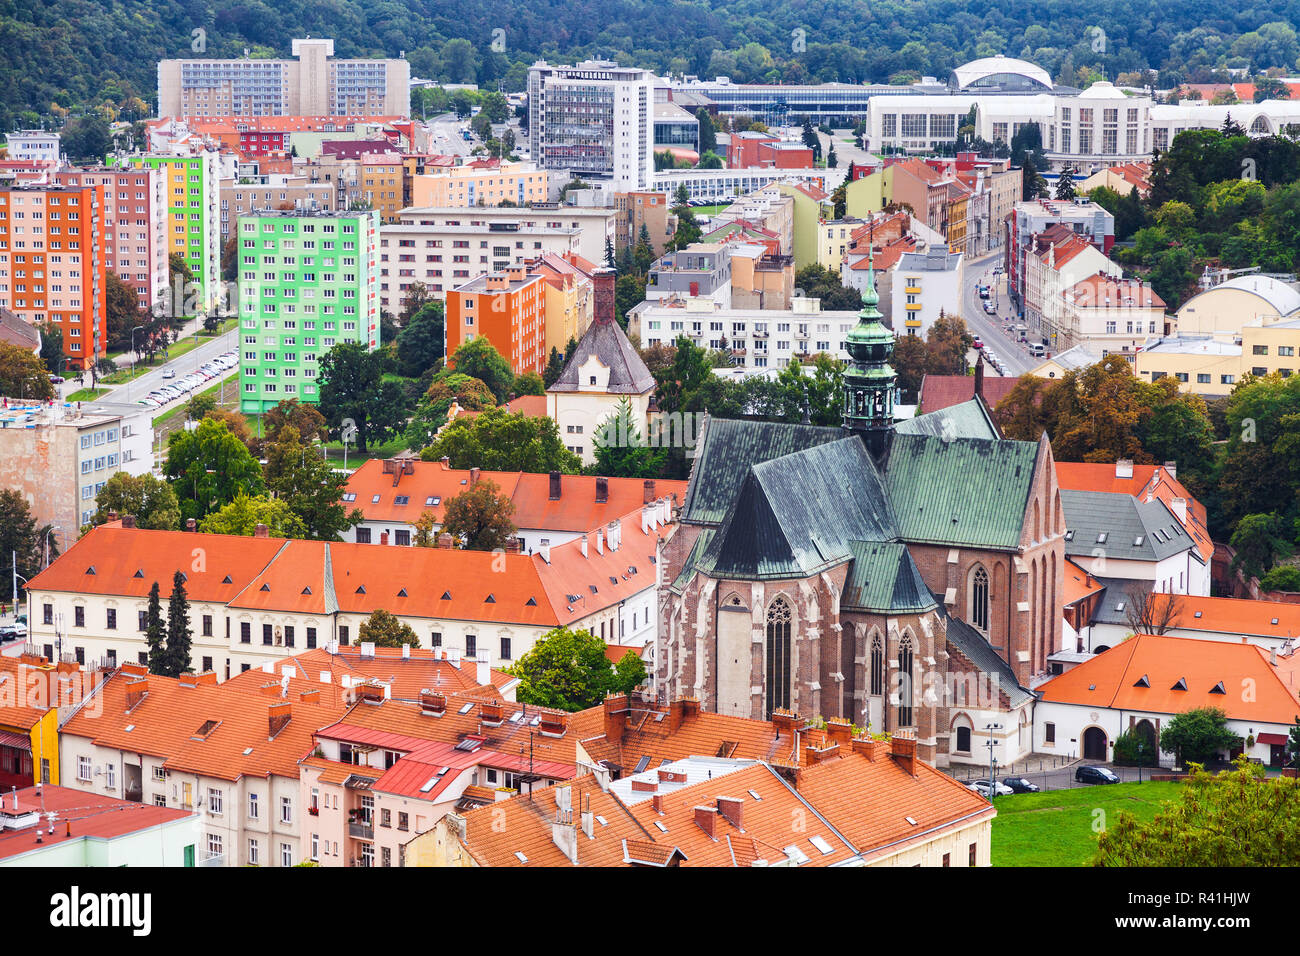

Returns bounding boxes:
[4,0,1300,127]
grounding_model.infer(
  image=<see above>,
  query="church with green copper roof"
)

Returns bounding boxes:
[656,258,1065,768]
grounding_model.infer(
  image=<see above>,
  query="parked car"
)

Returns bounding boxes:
[1002,776,1040,793]
[968,780,1014,798]
[972,336,983,349]
[48,375,65,384]
[0,622,28,642]
[1075,765,1121,785]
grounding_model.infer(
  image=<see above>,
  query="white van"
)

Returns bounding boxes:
[1028,343,1046,358]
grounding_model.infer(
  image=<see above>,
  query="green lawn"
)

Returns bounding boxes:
[66,387,110,402]
[692,204,729,216]
[991,781,1184,866]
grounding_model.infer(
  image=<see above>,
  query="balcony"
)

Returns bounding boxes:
[348,821,374,841]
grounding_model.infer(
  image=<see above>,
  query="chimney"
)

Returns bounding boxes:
[851,736,886,761]
[107,510,118,522]
[549,471,562,500]
[580,804,594,839]
[607,520,620,551]
[120,514,136,529]
[579,535,588,558]
[268,701,292,738]
[380,530,389,546]
[693,805,718,839]
[595,477,608,503]
[476,655,490,687]
[657,768,688,784]
[125,678,148,712]
[551,804,579,865]
[186,518,197,532]
[402,644,410,659]
[299,689,321,704]
[1115,459,1134,479]
[1170,497,1187,523]
[254,523,269,538]
[974,359,985,400]
[470,466,480,486]
[716,796,744,830]
[891,731,918,777]
[651,793,664,814]
[603,693,628,741]
[539,712,568,737]
[480,701,503,725]
[592,267,616,324]
[681,697,700,718]
[420,691,447,715]
[438,533,454,549]
[539,539,551,564]
[631,778,658,792]
[825,717,853,746]
[1163,460,1177,480]
[641,505,652,534]
[360,641,376,659]
[595,529,604,555]
[643,479,656,504]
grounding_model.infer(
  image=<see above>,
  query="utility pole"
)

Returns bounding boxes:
[985,722,1003,803]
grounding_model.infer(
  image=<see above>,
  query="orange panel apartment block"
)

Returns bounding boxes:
[445,266,546,374]
[0,185,107,371]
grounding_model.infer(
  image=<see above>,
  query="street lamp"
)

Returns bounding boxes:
[984,722,1003,803]
[42,526,62,570]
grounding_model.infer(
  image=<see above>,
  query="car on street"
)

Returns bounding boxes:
[1075,765,1121,785]
[1003,776,1040,793]
[983,302,997,315]
[0,621,28,642]
[48,375,65,384]
[972,336,983,349]
[968,780,1014,798]
[162,368,176,379]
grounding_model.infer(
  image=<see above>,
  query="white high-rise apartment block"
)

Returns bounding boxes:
[528,60,655,191]
[158,38,410,118]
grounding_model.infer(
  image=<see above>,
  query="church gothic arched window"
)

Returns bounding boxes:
[870,634,884,696]
[765,598,792,716]
[897,634,914,728]
[970,565,990,634]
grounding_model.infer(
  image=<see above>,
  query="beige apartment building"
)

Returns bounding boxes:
[158,38,409,119]
[219,177,336,239]
[1135,318,1300,396]
[395,204,617,267]
[613,190,676,255]
[1059,273,1167,358]
[0,405,127,544]
[410,161,548,209]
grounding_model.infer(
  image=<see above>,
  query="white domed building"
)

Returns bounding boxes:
[1045,81,1153,169]
[948,55,1055,94]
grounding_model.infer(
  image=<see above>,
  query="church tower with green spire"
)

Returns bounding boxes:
[842,246,897,457]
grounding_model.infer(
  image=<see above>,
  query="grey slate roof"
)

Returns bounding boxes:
[893,397,1000,441]
[546,319,656,395]
[840,542,936,614]
[944,612,1036,709]
[1089,575,1155,626]
[681,417,843,526]
[698,438,897,580]
[882,433,1038,550]
[1060,490,1192,562]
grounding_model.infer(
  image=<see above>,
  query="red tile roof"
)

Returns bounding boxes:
[1125,594,1300,643]
[61,670,349,782]
[0,658,97,730]
[1064,272,1165,310]
[917,374,1019,416]
[0,786,192,860]
[343,459,686,530]
[1062,558,1104,608]
[1038,634,1300,723]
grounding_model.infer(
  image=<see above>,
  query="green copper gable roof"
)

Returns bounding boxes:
[883,433,1038,550]
[682,417,843,526]
[893,398,999,441]
[840,542,937,614]
[699,438,897,580]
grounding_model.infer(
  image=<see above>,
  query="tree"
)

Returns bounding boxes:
[613,651,647,695]
[423,407,581,473]
[1160,707,1239,768]
[164,570,193,677]
[1020,155,1048,200]
[827,143,838,168]
[1229,512,1290,579]
[262,427,362,540]
[1112,727,1159,767]
[1123,587,1182,636]
[1288,717,1300,769]
[198,492,310,538]
[441,38,479,84]
[165,418,266,523]
[61,115,111,162]
[262,399,328,447]
[0,342,55,401]
[450,337,514,403]
[0,490,43,586]
[512,371,545,397]
[1054,166,1077,200]
[696,108,717,155]
[1260,565,1300,592]
[105,269,142,352]
[412,511,438,548]
[510,626,631,711]
[316,343,409,453]
[358,609,419,648]
[144,581,167,676]
[186,392,217,422]
[542,347,566,388]
[91,473,180,530]
[593,397,667,478]
[1094,758,1300,866]
[396,301,445,377]
[399,281,432,325]
[38,323,64,376]
[440,479,517,551]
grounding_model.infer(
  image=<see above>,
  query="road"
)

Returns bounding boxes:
[960,250,1037,378]
[427,115,474,158]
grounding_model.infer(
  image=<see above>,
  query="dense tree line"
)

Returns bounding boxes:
[7,2,1300,129]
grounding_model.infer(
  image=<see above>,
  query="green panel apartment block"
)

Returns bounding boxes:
[237,209,380,415]
[124,154,221,312]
